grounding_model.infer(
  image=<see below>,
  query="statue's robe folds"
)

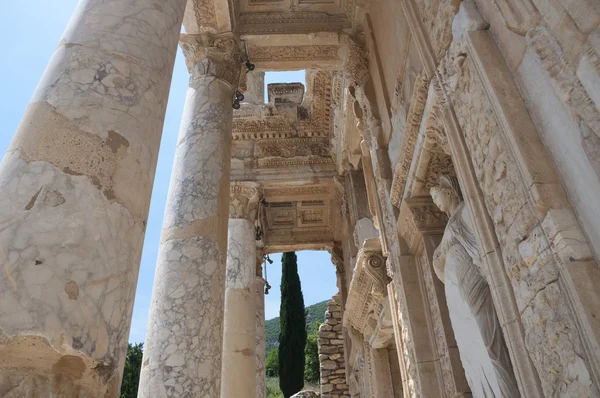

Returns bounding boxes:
[435,202,519,397]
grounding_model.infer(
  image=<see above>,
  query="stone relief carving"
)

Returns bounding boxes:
[246,44,341,65]
[431,175,519,397]
[179,34,243,87]
[390,72,429,208]
[255,137,330,158]
[526,27,600,140]
[189,0,218,32]
[412,0,458,60]
[344,36,369,87]
[440,35,596,396]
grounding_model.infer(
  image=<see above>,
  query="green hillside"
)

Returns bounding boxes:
[265,300,329,355]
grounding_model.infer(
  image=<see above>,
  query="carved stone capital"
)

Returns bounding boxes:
[180,33,243,87]
[343,238,390,336]
[229,182,261,221]
[363,251,387,298]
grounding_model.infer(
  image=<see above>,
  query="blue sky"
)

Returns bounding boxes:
[1,2,337,344]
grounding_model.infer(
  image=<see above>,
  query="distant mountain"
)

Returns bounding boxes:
[265,299,329,355]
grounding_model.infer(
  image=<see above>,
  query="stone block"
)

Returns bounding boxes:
[321,360,337,369]
[322,384,334,393]
[320,331,336,339]
[319,345,339,354]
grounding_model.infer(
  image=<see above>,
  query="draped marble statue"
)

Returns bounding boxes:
[431,176,519,397]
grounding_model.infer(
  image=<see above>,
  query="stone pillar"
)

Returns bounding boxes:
[220,183,261,398]
[319,295,350,397]
[370,348,395,398]
[0,0,186,395]
[138,34,242,398]
[256,274,267,398]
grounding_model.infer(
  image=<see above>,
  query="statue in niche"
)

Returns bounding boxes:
[431,175,520,397]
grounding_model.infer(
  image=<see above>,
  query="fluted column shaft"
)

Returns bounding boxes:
[138,34,242,398]
[0,0,186,396]
[256,275,267,398]
[220,183,261,398]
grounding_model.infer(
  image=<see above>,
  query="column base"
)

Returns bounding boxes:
[0,333,120,397]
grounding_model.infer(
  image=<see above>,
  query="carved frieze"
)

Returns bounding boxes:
[255,137,330,158]
[247,44,342,65]
[179,34,243,86]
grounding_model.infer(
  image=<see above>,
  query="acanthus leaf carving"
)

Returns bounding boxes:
[180,34,243,87]
[230,182,261,220]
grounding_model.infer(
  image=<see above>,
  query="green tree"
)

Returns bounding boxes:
[120,342,143,398]
[266,348,280,377]
[305,321,321,384]
[278,252,307,398]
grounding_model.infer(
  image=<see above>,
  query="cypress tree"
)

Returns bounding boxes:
[278,251,307,398]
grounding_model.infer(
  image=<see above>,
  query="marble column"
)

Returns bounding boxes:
[256,274,267,398]
[138,34,242,398]
[220,183,261,398]
[0,0,186,396]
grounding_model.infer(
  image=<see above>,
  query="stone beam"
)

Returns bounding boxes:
[243,34,347,70]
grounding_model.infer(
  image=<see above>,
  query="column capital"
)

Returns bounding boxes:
[180,33,243,87]
[230,182,261,221]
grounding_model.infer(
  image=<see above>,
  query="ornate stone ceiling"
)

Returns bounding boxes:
[230,71,346,251]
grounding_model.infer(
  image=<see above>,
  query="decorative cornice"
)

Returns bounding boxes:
[390,72,429,208]
[344,36,369,87]
[230,182,261,220]
[179,34,243,87]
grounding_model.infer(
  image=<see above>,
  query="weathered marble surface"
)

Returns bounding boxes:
[256,277,267,398]
[138,42,238,396]
[221,218,258,398]
[0,0,185,395]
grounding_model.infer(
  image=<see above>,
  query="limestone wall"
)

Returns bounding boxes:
[318,297,350,398]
